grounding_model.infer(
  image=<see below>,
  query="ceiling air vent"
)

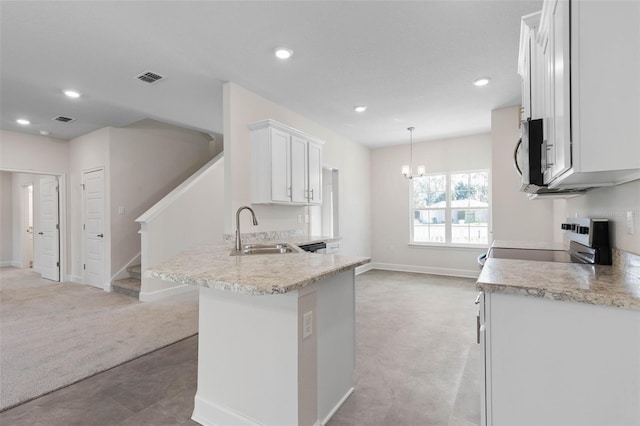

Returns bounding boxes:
[136,70,165,84]
[52,115,75,123]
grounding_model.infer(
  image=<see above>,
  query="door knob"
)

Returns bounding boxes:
[38,232,44,235]
[97,233,104,238]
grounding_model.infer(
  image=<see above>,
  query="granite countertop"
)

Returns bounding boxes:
[146,245,369,296]
[477,242,640,310]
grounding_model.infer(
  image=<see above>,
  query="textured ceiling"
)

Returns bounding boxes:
[0,1,541,147]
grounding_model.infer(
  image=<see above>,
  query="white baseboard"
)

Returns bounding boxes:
[367,262,480,279]
[103,282,112,292]
[85,281,105,290]
[192,394,264,426]
[355,263,374,275]
[0,260,21,268]
[68,274,83,284]
[139,284,197,302]
[321,387,354,426]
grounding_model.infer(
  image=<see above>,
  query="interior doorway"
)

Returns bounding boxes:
[321,168,339,237]
[309,167,340,237]
[0,170,65,282]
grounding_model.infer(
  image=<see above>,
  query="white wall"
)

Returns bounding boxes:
[1,130,69,278]
[0,129,69,174]
[223,83,371,257]
[491,106,555,242]
[67,120,212,282]
[139,154,225,299]
[0,171,13,265]
[565,179,640,255]
[371,133,491,277]
[109,119,212,278]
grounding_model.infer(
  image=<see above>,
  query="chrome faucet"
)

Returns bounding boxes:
[235,206,259,251]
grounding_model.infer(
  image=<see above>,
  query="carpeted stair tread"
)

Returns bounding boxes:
[112,278,141,298]
[126,264,142,279]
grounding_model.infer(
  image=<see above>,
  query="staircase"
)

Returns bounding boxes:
[112,265,142,299]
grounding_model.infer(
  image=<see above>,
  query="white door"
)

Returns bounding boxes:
[39,176,60,281]
[83,169,105,288]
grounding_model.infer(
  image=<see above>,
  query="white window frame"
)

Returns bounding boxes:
[409,169,491,249]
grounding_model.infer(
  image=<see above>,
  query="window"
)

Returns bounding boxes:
[411,170,489,246]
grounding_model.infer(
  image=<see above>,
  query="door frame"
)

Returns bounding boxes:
[0,168,66,281]
[82,167,109,290]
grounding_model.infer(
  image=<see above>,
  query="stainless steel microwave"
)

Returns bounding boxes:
[515,118,544,193]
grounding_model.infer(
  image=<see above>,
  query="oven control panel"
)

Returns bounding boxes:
[560,218,609,249]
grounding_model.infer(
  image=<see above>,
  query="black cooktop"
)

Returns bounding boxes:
[488,248,586,263]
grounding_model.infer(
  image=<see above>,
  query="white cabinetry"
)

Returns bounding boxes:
[518,12,543,121]
[480,291,640,426]
[519,0,640,189]
[250,119,324,206]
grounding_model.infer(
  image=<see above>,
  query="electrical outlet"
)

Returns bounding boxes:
[303,311,313,339]
[627,211,634,235]
[118,206,125,215]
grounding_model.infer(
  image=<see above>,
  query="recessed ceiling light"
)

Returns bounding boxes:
[274,48,293,59]
[40,130,50,136]
[64,89,81,98]
[354,106,368,113]
[16,118,30,125]
[473,77,490,87]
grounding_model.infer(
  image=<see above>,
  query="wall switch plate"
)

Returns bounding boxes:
[118,206,125,215]
[303,311,313,339]
[627,211,634,235]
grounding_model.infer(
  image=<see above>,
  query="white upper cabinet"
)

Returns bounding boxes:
[250,119,324,206]
[269,127,291,203]
[290,135,308,204]
[521,0,640,189]
[307,142,322,205]
[518,12,543,121]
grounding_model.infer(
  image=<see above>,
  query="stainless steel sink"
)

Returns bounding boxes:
[230,243,301,256]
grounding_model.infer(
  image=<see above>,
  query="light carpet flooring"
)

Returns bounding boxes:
[0,269,480,425]
[0,267,199,411]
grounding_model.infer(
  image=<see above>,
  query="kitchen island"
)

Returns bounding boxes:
[476,245,640,426]
[147,245,370,426]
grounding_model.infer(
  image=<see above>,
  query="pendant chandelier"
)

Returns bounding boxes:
[401,127,425,179]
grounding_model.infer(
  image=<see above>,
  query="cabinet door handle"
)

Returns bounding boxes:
[97,233,104,238]
[38,232,44,235]
[543,139,554,170]
[310,189,314,201]
[476,314,481,344]
[287,187,292,200]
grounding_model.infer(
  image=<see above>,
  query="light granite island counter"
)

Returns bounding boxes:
[476,242,640,426]
[147,245,370,426]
